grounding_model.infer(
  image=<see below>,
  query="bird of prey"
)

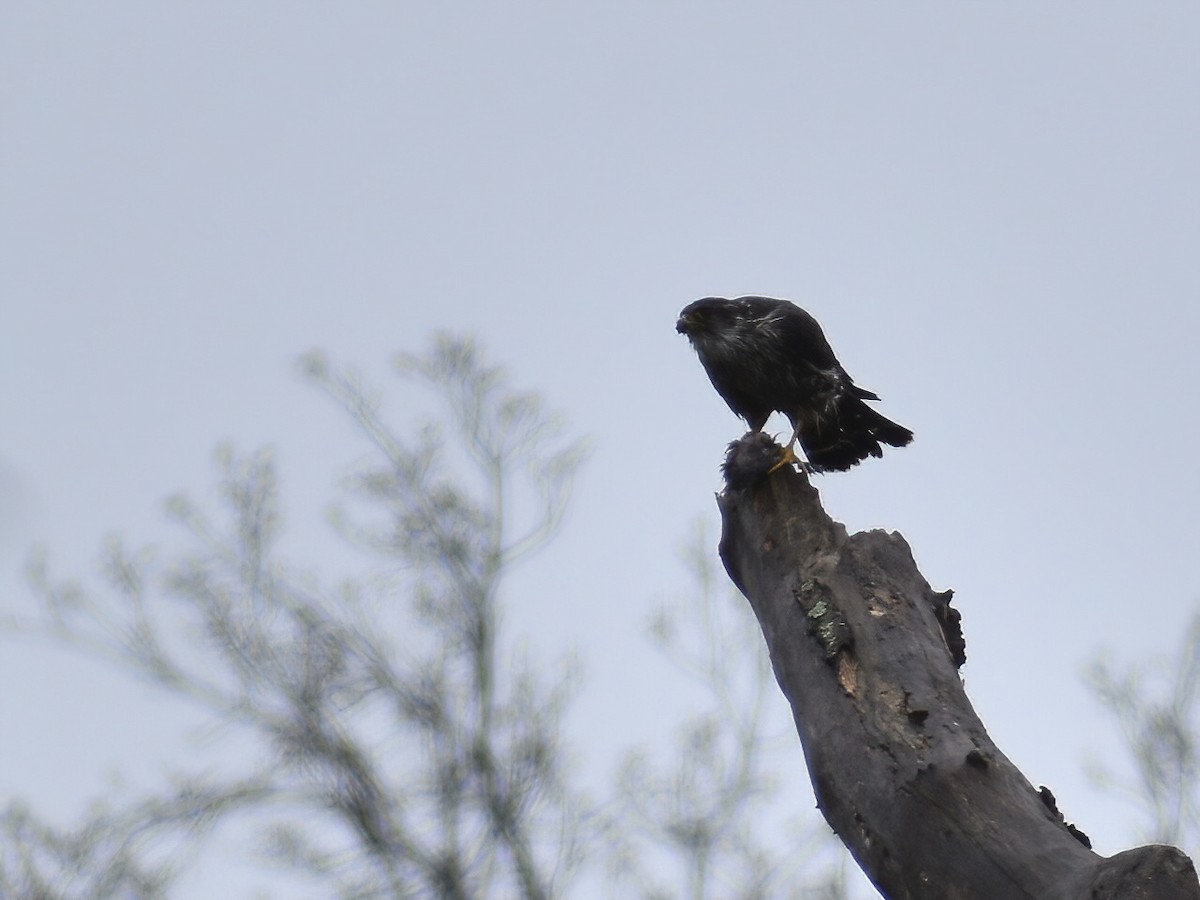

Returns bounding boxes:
[676,296,913,472]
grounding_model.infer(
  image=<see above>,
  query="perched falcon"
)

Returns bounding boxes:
[676,296,912,472]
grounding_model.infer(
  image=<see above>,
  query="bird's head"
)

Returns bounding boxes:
[677,297,736,337]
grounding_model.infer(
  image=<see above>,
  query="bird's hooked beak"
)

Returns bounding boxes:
[676,314,692,335]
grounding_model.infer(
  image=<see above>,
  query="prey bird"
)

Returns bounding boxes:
[676,296,913,473]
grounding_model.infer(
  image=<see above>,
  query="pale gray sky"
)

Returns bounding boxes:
[3,3,1200,896]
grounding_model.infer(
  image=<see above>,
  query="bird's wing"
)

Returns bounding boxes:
[740,297,841,371]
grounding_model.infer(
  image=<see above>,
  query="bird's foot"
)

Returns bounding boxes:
[766,443,808,475]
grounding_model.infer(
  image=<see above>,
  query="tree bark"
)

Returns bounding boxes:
[716,433,1199,900]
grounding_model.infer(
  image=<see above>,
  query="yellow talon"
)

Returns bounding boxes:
[766,440,801,474]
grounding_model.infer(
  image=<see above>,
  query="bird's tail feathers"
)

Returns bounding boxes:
[865,405,914,449]
[802,396,913,472]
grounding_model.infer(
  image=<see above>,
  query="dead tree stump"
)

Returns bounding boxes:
[717,433,1199,900]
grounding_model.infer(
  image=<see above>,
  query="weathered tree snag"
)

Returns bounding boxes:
[716,433,1200,900]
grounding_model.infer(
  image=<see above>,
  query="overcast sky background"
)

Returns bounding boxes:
[3,3,1200,897]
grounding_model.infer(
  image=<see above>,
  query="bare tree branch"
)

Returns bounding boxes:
[717,432,1200,900]
[4,336,586,898]
[1087,611,1200,849]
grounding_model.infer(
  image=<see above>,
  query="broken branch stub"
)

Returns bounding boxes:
[715,432,1198,900]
